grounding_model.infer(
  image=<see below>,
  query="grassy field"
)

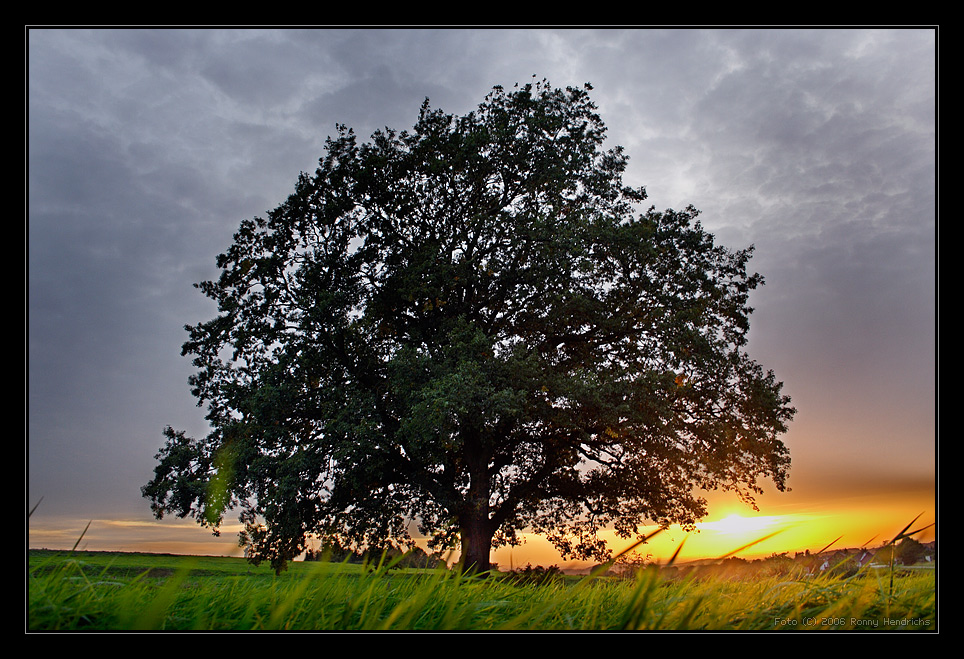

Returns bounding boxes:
[27,548,935,631]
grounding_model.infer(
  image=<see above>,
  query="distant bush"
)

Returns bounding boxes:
[895,537,926,566]
[500,564,564,586]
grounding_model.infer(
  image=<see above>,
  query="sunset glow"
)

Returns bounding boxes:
[701,514,782,535]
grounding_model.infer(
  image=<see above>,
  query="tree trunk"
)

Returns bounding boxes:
[460,513,494,575]
[460,431,493,575]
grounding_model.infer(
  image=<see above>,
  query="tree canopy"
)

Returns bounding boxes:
[143,79,795,574]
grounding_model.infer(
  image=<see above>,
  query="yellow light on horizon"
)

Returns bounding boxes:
[699,513,782,535]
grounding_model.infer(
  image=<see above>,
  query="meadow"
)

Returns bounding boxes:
[27,546,935,632]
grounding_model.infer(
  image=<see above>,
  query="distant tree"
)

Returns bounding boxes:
[895,537,926,566]
[614,549,652,577]
[143,79,795,575]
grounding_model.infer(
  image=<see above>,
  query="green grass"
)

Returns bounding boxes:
[27,548,935,631]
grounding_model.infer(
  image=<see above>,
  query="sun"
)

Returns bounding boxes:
[706,513,780,535]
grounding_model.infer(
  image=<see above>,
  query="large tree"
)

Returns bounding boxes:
[144,80,795,574]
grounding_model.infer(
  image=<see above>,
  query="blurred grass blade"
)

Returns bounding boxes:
[612,527,664,562]
[716,529,784,560]
[815,535,842,555]
[900,522,934,540]
[584,528,665,581]
[887,513,922,545]
[666,537,687,567]
[70,521,92,552]
[29,497,44,517]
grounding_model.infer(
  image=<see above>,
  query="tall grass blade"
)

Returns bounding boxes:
[70,521,92,552]
[583,527,665,581]
[716,529,784,560]
[128,559,197,630]
[665,537,687,567]
[887,513,923,546]
[815,535,843,556]
[899,522,934,540]
[613,527,665,561]
[883,514,933,597]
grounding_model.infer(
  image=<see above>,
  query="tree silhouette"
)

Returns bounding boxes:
[143,79,795,574]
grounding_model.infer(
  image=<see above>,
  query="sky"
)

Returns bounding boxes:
[27,27,937,567]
